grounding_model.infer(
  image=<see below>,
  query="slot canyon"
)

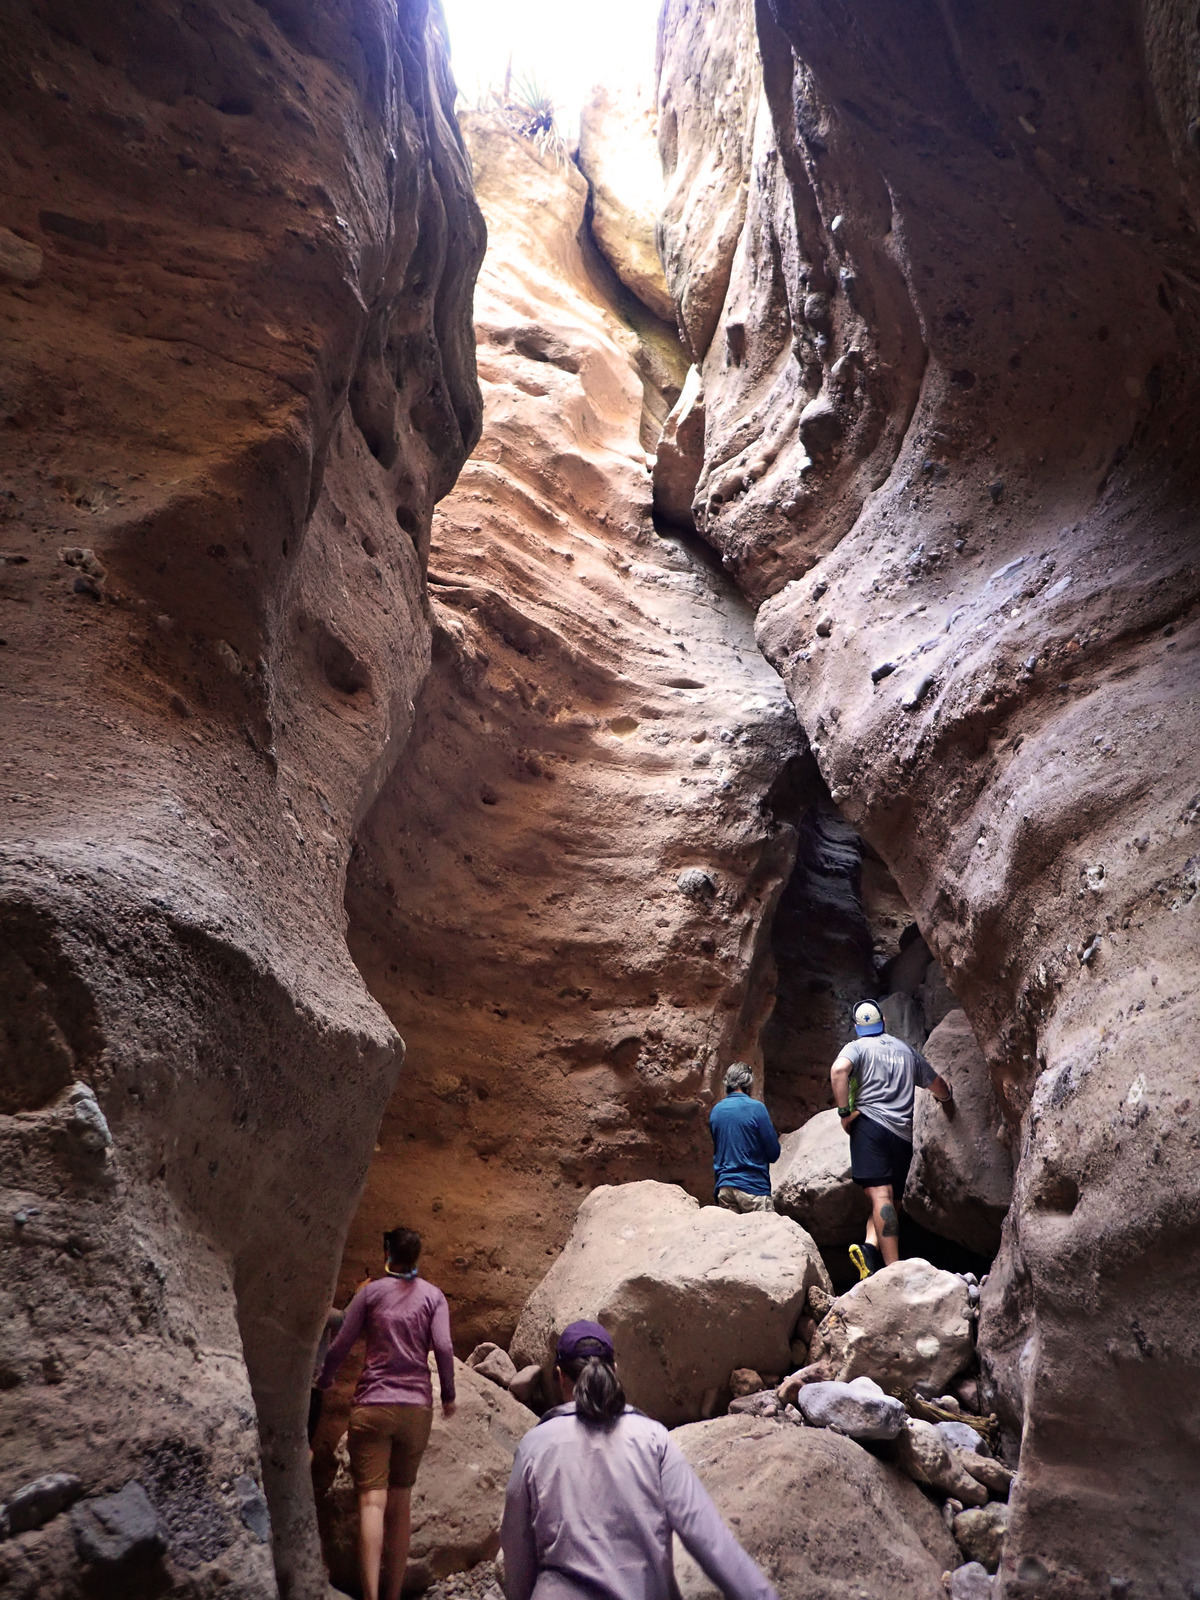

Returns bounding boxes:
[1,0,1197,1598]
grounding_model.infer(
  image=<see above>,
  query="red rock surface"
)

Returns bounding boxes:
[332,115,805,1354]
[657,0,1200,1592]
[0,3,482,1595]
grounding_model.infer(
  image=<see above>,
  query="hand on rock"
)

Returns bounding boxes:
[940,1096,956,1119]
[442,1401,457,1421]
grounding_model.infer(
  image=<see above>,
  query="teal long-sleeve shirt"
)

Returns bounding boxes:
[708,1091,780,1198]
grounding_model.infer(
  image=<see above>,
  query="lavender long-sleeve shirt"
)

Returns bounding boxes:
[317,1276,455,1406]
[501,1405,779,1600]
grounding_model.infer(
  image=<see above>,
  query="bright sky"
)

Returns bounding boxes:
[439,0,661,140]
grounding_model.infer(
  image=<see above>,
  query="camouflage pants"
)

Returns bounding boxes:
[716,1187,775,1214]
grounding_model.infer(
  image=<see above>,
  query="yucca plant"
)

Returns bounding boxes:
[472,59,569,167]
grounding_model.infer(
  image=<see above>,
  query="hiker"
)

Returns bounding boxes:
[832,1000,954,1276]
[316,1228,456,1600]
[500,1321,779,1600]
[708,1061,781,1212]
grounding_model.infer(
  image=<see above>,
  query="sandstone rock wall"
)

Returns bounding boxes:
[334,114,804,1351]
[0,4,483,1595]
[657,1,1200,1593]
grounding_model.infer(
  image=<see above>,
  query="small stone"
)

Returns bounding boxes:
[65,1084,112,1152]
[14,1210,28,1226]
[988,480,1004,505]
[72,1481,165,1569]
[968,1283,980,1304]
[943,1497,963,1532]
[6,1472,82,1534]
[676,867,715,898]
[811,580,828,600]
[73,575,102,598]
[807,1284,834,1321]
[815,615,833,637]
[729,1368,764,1398]
[728,1390,780,1418]
[961,1455,1014,1498]
[776,1361,834,1405]
[935,1394,961,1415]
[169,692,192,718]
[902,673,935,709]
[0,226,44,283]
[949,1561,995,1599]
[40,210,108,248]
[870,660,897,683]
[233,1475,270,1542]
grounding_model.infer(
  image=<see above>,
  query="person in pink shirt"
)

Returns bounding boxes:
[317,1227,456,1600]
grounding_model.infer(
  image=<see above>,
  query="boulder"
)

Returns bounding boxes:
[508,1365,547,1413]
[879,991,928,1051]
[509,1181,830,1427]
[468,1345,518,1389]
[670,1414,957,1598]
[892,1419,988,1506]
[961,1456,1014,1500]
[953,1503,1009,1573]
[916,962,958,1033]
[5,1472,82,1534]
[936,1420,991,1458]
[904,1011,1013,1256]
[822,1259,974,1395]
[771,1109,870,1247]
[318,1359,535,1593]
[729,1368,765,1398]
[795,1376,906,1440]
[948,1563,995,1600]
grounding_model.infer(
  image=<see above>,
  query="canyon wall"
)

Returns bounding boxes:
[658,0,1200,1594]
[330,115,804,1361]
[0,2,482,1595]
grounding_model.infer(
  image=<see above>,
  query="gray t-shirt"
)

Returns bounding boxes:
[841,1032,937,1143]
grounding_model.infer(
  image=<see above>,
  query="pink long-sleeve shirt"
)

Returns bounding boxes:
[317,1276,456,1407]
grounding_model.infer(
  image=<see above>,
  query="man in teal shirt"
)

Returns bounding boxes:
[708,1063,781,1212]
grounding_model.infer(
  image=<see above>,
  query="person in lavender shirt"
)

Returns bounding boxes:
[317,1227,456,1600]
[501,1322,779,1600]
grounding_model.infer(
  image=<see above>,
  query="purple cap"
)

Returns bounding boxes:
[555,1320,615,1363]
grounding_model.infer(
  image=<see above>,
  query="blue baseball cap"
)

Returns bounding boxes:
[854,1000,885,1037]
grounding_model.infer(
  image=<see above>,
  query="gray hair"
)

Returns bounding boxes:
[724,1062,754,1095]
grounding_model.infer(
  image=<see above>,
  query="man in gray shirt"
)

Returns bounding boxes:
[831,1000,954,1275]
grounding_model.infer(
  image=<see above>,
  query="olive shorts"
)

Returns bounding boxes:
[348,1403,434,1491]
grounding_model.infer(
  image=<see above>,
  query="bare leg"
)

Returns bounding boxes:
[359,1488,388,1600]
[865,1184,900,1266]
[383,1486,414,1600]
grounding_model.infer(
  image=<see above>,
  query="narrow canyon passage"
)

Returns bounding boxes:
[2,1,1198,1598]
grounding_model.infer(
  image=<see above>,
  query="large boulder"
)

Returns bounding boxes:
[771,1109,870,1246]
[904,1011,1013,1256]
[822,1260,974,1395]
[670,1413,958,1598]
[795,1376,906,1440]
[509,1181,830,1427]
[577,84,675,322]
[953,1504,1009,1574]
[318,1359,535,1593]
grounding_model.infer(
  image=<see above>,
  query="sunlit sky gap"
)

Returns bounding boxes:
[439,0,662,140]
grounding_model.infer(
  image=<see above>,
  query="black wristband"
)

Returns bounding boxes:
[837,1105,853,1118]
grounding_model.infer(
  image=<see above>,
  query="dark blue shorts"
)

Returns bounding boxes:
[849,1114,913,1193]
